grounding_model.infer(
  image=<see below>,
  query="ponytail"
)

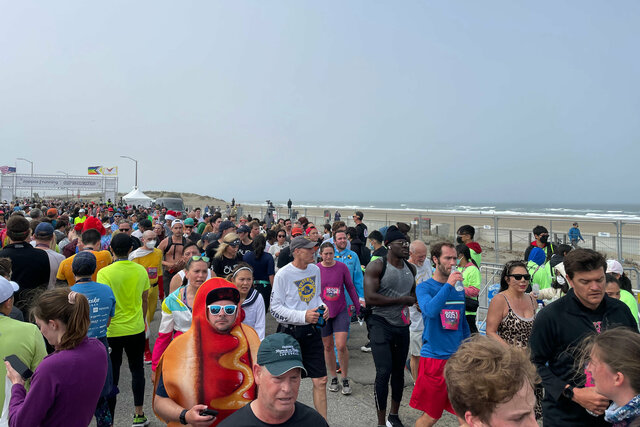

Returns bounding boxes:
[31,288,90,350]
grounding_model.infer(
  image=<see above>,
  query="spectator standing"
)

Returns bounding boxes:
[568,222,585,248]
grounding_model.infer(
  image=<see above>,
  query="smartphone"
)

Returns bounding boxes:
[200,408,218,417]
[4,355,33,380]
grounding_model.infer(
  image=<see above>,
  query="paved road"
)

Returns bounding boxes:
[103,302,460,427]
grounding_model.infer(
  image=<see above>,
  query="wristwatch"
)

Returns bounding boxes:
[179,409,188,425]
[562,385,575,400]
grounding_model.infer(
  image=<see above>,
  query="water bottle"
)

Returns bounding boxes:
[316,305,326,327]
[537,302,544,313]
[451,266,464,292]
[532,283,540,298]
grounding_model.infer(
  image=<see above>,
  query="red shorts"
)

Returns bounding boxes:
[410,357,456,419]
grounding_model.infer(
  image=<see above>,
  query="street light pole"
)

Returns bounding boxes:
[57,170,69,200]
[120,155,138,189]
[16,157,33,199]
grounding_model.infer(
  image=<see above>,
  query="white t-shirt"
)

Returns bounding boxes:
[270,262,323,326]
[409,261,433,332]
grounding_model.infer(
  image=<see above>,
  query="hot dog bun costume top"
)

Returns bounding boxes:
[153,278,260,426]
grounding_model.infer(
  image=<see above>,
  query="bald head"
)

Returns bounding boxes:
[409,240,428,266]
[142,230,157,244]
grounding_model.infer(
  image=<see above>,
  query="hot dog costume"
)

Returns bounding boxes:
[153,278,260,426]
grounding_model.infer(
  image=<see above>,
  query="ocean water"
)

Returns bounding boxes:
[243,201,640,221]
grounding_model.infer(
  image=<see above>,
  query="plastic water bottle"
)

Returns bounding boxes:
[451,266,464,292]
[532,283,540,298]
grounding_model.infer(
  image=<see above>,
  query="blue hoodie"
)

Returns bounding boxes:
[334,248,364,306]
[418,277,470,359]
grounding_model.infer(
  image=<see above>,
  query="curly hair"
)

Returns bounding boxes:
[499,260,529,292]
[444,335,539,423]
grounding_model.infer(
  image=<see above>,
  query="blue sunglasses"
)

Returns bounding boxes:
[208,304,237,316]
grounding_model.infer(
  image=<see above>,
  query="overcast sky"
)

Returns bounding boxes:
[1,1,638,205]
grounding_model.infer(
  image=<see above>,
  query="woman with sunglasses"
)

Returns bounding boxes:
[227,263,265,340]
[212,233,243,278]
[151,255,210,371]
[268,229,289,272]
[168,242,211,294]
[486,259,543,418]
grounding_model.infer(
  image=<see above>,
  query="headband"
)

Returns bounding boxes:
[232,266,253,278]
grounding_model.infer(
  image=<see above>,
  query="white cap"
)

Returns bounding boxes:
[0,276,19,302]
[171,219,183,227]
[606,259,623,275]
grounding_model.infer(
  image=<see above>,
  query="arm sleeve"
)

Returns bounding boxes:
[269,271,306,325]
[420,282,454,319]
[352,259,364,299]
[529,311,568,402]
[343,264,361,315]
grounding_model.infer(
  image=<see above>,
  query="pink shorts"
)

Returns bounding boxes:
[410,357,455,419]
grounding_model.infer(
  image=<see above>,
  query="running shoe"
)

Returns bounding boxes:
[341,378,352,395]
[144,349,152,365]
[133,413,150,427]
[328,377,340,392]
[360,341,372,352]
[386,414,404,427]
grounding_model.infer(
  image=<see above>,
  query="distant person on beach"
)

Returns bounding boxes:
[524,225,557,263]
[568,222,585,248]
[456,225,482,267]
[334,210,341,222]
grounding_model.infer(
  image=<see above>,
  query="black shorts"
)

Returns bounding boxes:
[277,324,327,379]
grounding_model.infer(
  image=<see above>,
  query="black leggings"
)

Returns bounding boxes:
[368,315,409,412]
[254,281,272,313]
[466,314,478,334]
[107,331,146,415]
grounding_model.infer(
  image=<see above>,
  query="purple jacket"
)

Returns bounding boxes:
[317,261,361,318]
[10,337,107,427]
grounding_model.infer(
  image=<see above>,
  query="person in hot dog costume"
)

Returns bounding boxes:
[153,277,260,426]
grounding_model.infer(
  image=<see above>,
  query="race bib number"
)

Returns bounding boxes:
[440,309,460,330]
[147,267,158,280]
[323,286,341,301]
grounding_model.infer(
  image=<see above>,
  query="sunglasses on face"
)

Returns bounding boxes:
[508,274,531,281]
[208,304,237,316]
[278,235,286,238]
[191,255,210,262]
[185,226,193,229]
[120,228,130,232]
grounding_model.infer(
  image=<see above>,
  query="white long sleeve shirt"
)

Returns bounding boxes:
[270,262,323,326]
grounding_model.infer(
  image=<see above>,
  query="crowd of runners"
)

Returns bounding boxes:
[0,199,639,427]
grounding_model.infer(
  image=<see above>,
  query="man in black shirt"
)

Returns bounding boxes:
[353,210,368,244]
[219,333,328,427]
[530,248,638,426]
[0,215,49,317]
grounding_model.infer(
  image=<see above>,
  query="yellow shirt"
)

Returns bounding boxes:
[73,216,87,225]
[56,250,113,285]
[97,260,150,337]
[131,248,163,286]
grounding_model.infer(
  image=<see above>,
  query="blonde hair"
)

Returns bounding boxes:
[444,335,539,423]
[215,232,240,259]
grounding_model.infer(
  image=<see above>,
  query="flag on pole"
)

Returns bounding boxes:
[88,166,100,175]
[0,166,16,174]
[101,166,118,176]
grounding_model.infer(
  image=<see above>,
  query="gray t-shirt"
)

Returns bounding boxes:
[371,260,414,327]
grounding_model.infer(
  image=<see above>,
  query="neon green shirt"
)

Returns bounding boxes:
[527,261,552,290]
[461,263,481,315]
[97,260,150,337]
[0,316,47,418]
[620,289,639,326]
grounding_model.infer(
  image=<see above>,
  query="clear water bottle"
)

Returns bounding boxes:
[451,266,464,292]
[532,283,540,298]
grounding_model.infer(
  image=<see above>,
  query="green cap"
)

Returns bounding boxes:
[257,333,307,376]
[184,218,196,226]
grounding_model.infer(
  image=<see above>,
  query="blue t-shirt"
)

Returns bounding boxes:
[242,251,275,282]
[71,281,116,338]
[417,277,470,359]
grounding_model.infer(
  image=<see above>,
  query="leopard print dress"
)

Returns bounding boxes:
[496,293,543,418]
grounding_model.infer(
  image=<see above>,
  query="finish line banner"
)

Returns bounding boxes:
[16,176,103,190]
[88,166,118,176]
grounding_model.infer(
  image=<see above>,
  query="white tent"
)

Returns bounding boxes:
[122,187,153,207]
